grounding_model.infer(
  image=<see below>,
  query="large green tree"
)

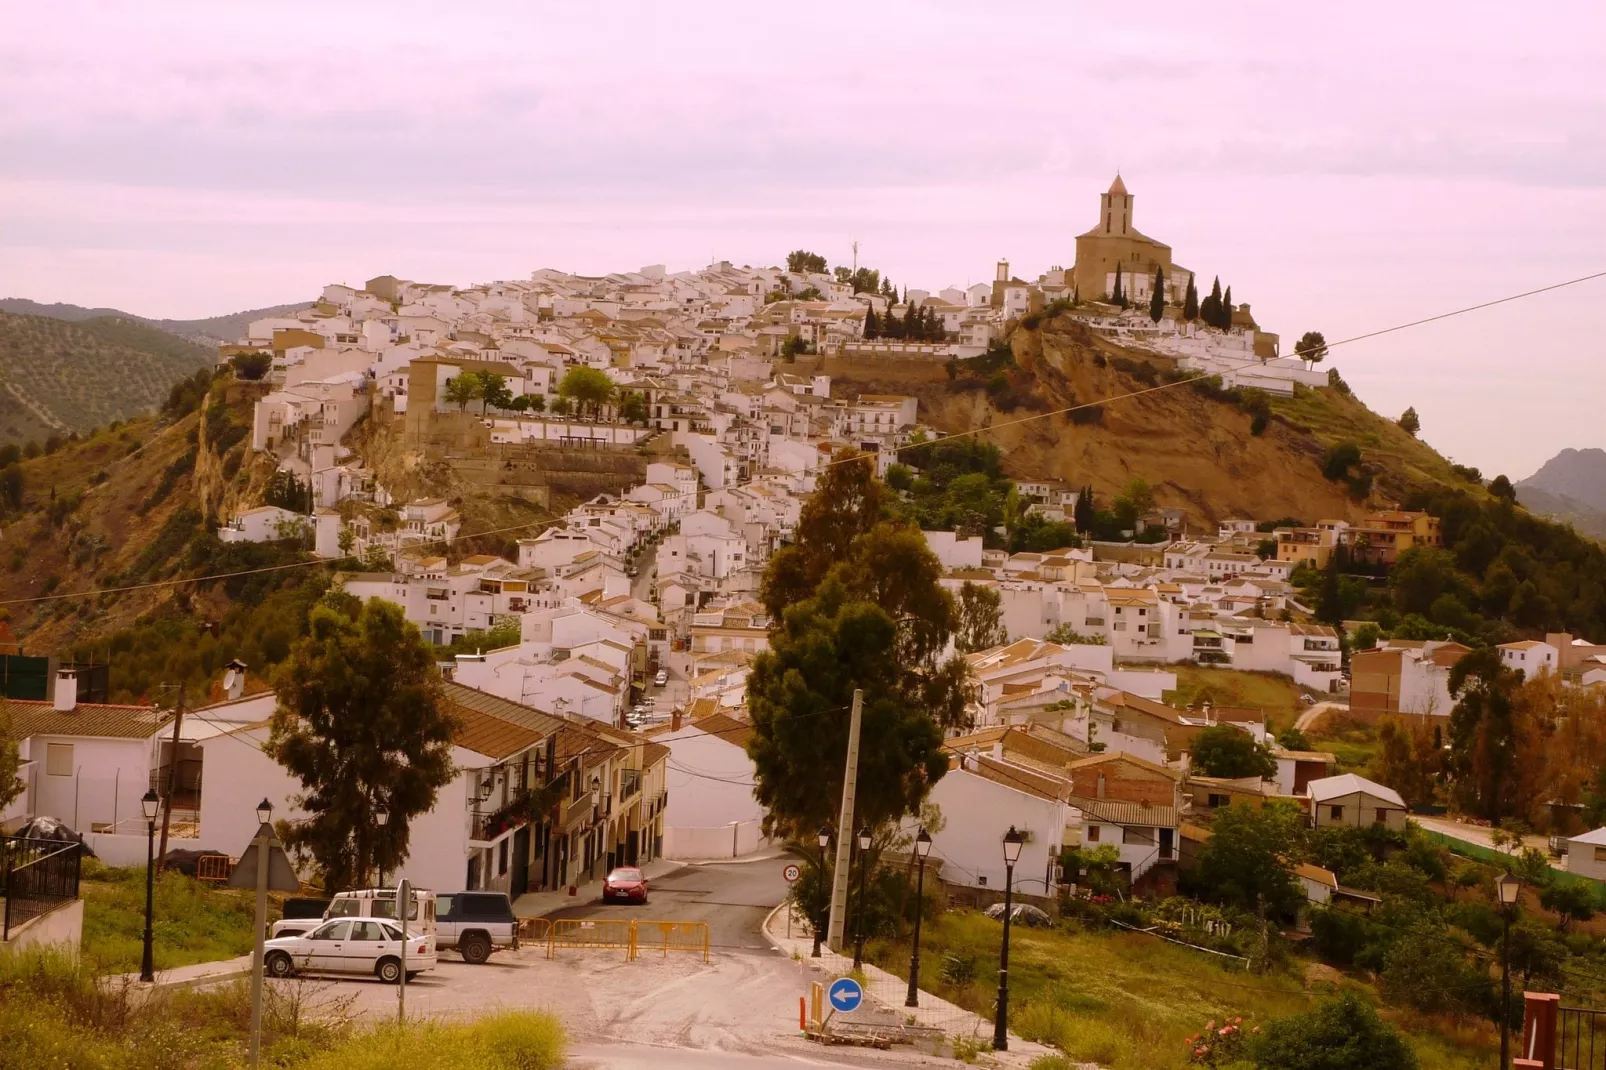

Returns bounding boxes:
[480,373,513,414]
[444,371,482,412]
[1294,331,1328,367]
[1447,648,1524,821]
[955,581,1008,653]
[557,366,615,420]
[1190,725,1278,779]
[266,595,458,892]
[786,250,828,274]
[746,585,949,840]
[0,708,23,812]
[1188,800,1307,920]
[761,450,890,618]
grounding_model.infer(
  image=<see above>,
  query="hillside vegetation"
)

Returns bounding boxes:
[0,297,310,346]
[0,311,215,442]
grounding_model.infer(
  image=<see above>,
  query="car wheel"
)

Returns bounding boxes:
[265,952,295,978]
[376,957,403,984]
[460,933,492,965]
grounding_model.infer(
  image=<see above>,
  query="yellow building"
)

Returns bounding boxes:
[1074,175,1193,307]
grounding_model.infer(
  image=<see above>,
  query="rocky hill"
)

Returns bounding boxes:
[816,317,1490,530]
[0,298,311,346]
[1516,448,1606,538]
[0,312,217,444]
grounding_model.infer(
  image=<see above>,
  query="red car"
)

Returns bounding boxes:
[602,867,649,904]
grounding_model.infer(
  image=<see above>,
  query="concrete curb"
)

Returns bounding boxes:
[118,956,253,992]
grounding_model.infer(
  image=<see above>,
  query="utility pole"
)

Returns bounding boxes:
[826,689,863,952]
[851,240,859,274]
[157,683,185,869]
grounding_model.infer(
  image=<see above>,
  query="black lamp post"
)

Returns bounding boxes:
[994,825,1025,1052]
[139,788,160,982]
[1497,873,1521,1069]
[905,827,933,1008]
[853,825,871,969]
[813,825,831,958]
[374,805,389,888]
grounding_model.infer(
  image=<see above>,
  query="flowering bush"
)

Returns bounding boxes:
[1185,1016,1257,1066]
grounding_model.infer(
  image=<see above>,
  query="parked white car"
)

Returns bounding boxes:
[263,918,437,983]
[654,669,669,687]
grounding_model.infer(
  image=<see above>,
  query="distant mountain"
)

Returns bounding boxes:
[0,312,215,442]
[0,298,310,347]
[1517,448,1606,539]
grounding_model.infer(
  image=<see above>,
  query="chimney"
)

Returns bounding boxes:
[1096,772,1106,799]
[223,659,248,702]
[54,668,78,712]
[671,710,682,732]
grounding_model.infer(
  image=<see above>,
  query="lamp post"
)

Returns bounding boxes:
[853,825,871,969]
[995,825,1025,1052]
[374,806,389,888]
[248,798,274,1070]
[590,775,601,879]
[1497,873,1521,1069]
[139,789,160,982]
[906,827,933,1008]
[813,825,831,957]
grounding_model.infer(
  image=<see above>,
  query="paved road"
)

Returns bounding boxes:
[546,856,791,955]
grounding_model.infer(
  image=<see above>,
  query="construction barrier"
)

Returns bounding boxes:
[542,918,712,963]
[518,917,551,944]
[634,920,711,963]
[194,855,236,883]
[546,918,637,960]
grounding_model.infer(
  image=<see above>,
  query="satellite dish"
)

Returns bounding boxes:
[222,668,238,692]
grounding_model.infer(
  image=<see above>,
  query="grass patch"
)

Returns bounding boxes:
[866,911,1492,1070]
[1163,666,1303,733]
[1308,715,1381,775]
[0,948,565,1068]
[81,862,266,973]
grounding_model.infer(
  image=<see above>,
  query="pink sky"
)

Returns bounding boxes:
[4,2,1604,477]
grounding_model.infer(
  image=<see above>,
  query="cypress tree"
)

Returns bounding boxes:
[1149,266,1165,323]
[1201,276,1222,328]
[1074,486,1096,533]
[1221,286,1234,329]
[1183,275,1199,321]
[864,306,878,339]
[1112,263,1126,307]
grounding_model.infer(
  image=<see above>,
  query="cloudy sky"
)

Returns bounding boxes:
[4,1,1604,477]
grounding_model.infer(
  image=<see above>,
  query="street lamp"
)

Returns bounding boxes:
[853,826,871,969]
[375,806,389,888]
[813,826,831,957]
[256,798,273,826]
[1497,873,1521,1069]
[906,828,933,1008]
[995,825,1026,1052]
[140,788,160,982]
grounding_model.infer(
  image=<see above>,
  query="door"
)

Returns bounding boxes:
[512,826,531,897]
[435,895,458,947]
[346,920,390,974]
[306,920,351,971]
[625,829,639,866]
[1159,828,1175,862]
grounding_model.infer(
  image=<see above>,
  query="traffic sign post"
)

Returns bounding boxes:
[827,976,863,1015]
[782,863,801,883]
[227,819,299,1070]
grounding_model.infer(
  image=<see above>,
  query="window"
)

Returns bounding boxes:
[326,899,361,918]
[436,894,455,918]
[498,839,510,876]
[1328,805,1344,821]
[45,743,73,777]
[1207,793,1229,809]
[1122,827,1148,845]
[1085,825,1100,843]
[350,921,386,942]
[311,921,351,941]
[1594,847,1606,864]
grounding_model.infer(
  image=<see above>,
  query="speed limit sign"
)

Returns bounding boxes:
[782,863,802,883]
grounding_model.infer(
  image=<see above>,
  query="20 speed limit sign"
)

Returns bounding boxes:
[782,863,802,882]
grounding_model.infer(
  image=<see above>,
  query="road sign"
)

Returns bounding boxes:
[782,863,802,883]
[226,823,300,892]
[827,977,863,1014]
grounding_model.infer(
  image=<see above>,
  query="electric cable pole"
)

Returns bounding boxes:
[157,683,185,868]
[826,688,863,952]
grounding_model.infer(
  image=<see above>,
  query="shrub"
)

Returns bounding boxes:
[1254,992,1416,1070]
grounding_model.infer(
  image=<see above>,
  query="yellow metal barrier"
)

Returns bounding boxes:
[546,918,636,960]
[633,919,710,963]
[519,917,551,945]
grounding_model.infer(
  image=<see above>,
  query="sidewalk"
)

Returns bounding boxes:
[115,953,253,991]
[512,857,685,918]
[761,903,1059,1069]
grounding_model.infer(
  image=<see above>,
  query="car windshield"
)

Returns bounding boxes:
[609,868,643,882]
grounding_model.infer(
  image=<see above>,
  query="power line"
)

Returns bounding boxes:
[9,268,1603,611]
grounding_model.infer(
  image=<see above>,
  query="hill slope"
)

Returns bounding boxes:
[818,318,1484,529]
[1517,448,1606,538]
[0,312,216,442]
[0,298,310,346]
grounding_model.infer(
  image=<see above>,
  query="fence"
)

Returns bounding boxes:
[1554,1002,1606,1069]
[2,836,83,940]
[543,918,710,963]
[1420,831,1599,894]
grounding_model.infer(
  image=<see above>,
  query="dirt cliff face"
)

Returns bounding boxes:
[824,319,1464,530]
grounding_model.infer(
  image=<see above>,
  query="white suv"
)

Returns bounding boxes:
[271,887,435,941]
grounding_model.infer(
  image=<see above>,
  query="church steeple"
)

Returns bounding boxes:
[1100,173,1132,235]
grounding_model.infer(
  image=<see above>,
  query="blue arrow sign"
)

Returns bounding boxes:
[828,976,864,1013]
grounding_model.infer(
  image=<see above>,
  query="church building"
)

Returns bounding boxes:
[1073,175,1193,308]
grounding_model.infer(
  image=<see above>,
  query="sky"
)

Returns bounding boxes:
[3,1,1605,478]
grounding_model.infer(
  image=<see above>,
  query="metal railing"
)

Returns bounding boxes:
[2,836,83,940]
[1558,1005,1606,1069]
